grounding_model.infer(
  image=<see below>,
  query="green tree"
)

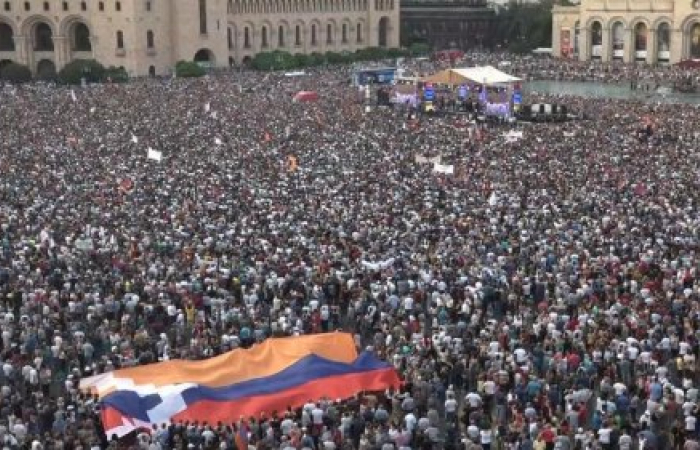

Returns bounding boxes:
[0,62,32,83]
[293,53,311,67]
[309,52,325,66]
[58,59,106,84]
[175,60,206,77]
[494,0,553,52]
[103,66,129,83]
[386,48,408,58]
[251,51,296,71]
[325,51,346,64]
[409,42,430,56]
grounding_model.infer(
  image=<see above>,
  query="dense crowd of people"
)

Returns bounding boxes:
[0,53,700,450]
[402,52,700,89]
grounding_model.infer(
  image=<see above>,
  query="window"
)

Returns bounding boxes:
[261,26,268,47]
[116,1,121,11]
[72,23,91,51]
[278,25,284,47]
[146,1,152,11]
[146,30,154,48]
[116,30,124,49]
[199,0,207,34]
[326,24,332,44]
[63,2,68,11]
[356,23,362,43]
[311,24,316,45]
[34,23,54,51]
[295,25,301,46]
[24,2,30,11]
[342,23,347,43]
[43,2,49,11]
[0,23,14,51]
[81,1,87,11]
[227,27,233,49]
[243,27,250,48]
[99,1,104,11]
[3,2,9,11]
[227,0,232,13]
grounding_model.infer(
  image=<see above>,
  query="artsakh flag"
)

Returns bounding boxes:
[80,333,401,438]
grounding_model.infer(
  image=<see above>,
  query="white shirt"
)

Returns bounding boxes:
[598,427,612,444]
[686,415,697,431]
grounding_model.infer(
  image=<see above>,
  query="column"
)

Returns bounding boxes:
[646,29,656,64]
[579,27,589,61]
[53,36,69,69]
[12,36,29,67]
[669,27,684,64]
[623,27,632,62]
[601,26,611,62]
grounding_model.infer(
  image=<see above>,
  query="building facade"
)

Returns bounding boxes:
[552,0,700,64]
[0,0,399,77]
[400,0,493,50]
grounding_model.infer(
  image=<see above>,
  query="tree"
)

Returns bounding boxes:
[308,52,325,66]
[293,53,311,67]
[493,0,553,53]
[251,51,296,71]
[325,51,346,64]
[409,42,430,56]
[386,48,408,58]
[103,66,129,83]
[0,62,32,83]
[58,59,106,84]
[175,60,206,78]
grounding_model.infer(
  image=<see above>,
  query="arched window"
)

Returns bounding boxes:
[244,27,251,48]
[72,22,91,51]
[228,27,233,49]
[342,23,347,43]
[326,23,332,44]
[311,24,317,45]
[278,25,284,47]
[356,22,362,43]
[227,0,233,13]
[657,22,670,60]
[0,22,14,51]
[146,29,154,48]
[34,22,54,51]
[261,26,268,47]
[116,30,124,49]
[295,25,301,45]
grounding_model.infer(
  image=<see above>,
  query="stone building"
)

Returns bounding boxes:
[0,0,399,77]
[400,0,493,50]
[552,0,700,64]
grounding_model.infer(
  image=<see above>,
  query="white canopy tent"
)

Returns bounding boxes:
[422,65,521,86]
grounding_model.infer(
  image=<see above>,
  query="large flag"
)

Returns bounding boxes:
[80,333,401,438]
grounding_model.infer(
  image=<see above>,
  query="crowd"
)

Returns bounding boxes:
[0,54,700,450]
[402,52,700,89]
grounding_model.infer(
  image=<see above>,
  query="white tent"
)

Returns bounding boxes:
[422,65,521,86]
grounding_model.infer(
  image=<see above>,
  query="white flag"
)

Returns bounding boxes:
[432,163,454,175]
[70,90,77,102]
[147,148,162,162]
[215,138,222,146]
[488,191,499,206]
[131,135,139,144]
